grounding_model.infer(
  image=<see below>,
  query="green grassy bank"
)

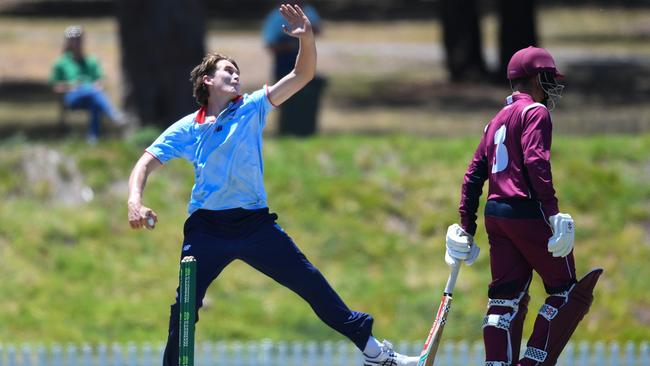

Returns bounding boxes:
[0,133,648,344]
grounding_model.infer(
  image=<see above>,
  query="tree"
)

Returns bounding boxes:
[441,0,487,82]
[116,0,205,128]
[440,0,538,82]
[498,0,538,78]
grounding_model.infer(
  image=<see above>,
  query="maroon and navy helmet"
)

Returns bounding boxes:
[507,46,563,80]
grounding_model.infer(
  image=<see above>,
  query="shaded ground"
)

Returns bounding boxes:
[0,0,437,20]
[565,58,650,104]
[0,80,123,140]
[0,80,68,139]
[1,7,649,139]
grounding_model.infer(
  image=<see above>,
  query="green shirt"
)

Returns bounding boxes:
[49,52,103,85]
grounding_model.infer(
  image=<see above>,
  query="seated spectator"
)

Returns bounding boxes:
[49,25,125,144]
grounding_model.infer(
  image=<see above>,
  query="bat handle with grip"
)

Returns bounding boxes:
[444,262,461,296]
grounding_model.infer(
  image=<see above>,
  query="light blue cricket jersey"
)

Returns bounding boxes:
[145,87,275,214]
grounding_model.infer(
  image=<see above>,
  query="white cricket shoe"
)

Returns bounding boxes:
[363,340,420,366]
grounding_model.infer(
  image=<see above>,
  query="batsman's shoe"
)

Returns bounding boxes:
[363,340,419,366]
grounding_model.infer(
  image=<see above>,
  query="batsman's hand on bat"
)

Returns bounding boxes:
[128,200,157,230]
[547,213,574,257]
[445,223,480,266]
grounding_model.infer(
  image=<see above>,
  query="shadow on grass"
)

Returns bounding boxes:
[332,57,650,111]
[0,79,87,140]
[0,123,84,141]
[550,33,650,44]
[563,58,650,104]
[331,79,506,112]
[0,79,55,103]
[2,57,650,140]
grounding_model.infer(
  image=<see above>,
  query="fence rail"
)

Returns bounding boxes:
[1,340,649,366]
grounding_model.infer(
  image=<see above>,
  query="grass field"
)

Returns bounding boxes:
[0,133,649,343]
[0,5,649,345]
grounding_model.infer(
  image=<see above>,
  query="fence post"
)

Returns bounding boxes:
[409,340,421,360]
[199,342,210,366]
[472,341,483,365]
[21,344,32,366]
[609,341,620,366]
[81,343,92,366]
[231,342,243,366]
[215,341,227,366]
[6,345,15,366]
[624,341,635,366]
[322,341,333,366]
[37,344,47,366]
[260,339,272,366]
[51,343,62,366]
[141,343,152,366]
[97,343,107,366]
[440,342,453,366]
[65,343,76,366]
[128,342,138,366]
[577,341,589,366]
[306,341,317,366]
[457,341,469,366]
[562,342,574,366]
[275,341,287,366]
[158,343,166,365]
[335,341,348,366]
[354,346,365,365]
[247,341,259,366]
[291,341,303,366]
[112,343,123,366]
[640,341,649,366]
[593,341,605,366]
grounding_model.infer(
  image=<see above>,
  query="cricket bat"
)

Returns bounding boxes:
[417,262,461,366]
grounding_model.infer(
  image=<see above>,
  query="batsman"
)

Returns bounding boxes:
[446,46,602,366]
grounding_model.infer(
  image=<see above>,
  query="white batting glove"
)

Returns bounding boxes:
[445,223,480,266]
[547,213,574,257]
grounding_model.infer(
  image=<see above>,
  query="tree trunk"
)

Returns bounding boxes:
[441,0,487,82]
[116,0,205,128]
[498,0,537,79]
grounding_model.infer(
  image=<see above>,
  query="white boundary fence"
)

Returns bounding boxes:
[0,340,649,366]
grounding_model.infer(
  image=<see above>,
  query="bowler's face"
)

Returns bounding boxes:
[211,59,241,96]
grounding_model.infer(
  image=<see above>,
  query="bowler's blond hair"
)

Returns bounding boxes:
[190,53,239,106]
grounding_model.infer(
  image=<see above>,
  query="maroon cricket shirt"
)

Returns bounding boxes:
[459,93,559,236]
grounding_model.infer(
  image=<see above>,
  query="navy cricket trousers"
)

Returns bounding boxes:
[162,208,374,366]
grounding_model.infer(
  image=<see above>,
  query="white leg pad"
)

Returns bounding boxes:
[539,303,559,321]
[524,346,548,362]
[483,288,530,365]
